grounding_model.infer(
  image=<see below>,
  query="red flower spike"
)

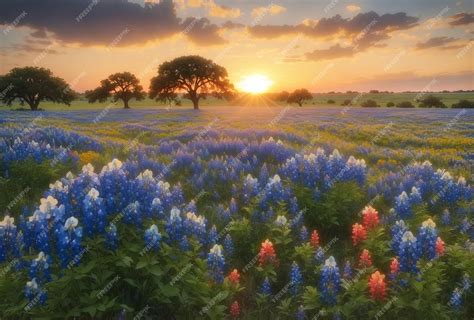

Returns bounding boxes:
[359,249,372,268]
[259,239,277,266]
[230,301,240,318]
[228,269,240,284]
[362,206,380,230]
[436,237,445,256]
[352,223,367,246]
[369,271,387,301]
[310,230,320,248]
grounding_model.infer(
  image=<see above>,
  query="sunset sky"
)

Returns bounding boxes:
[0,0,473,93]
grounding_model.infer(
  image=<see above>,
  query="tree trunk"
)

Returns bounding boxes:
[123,99,130,109]
[190,95,199,110]
[192,98,199,110]
[29,100,39,111]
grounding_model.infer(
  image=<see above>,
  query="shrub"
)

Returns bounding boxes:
[396,101,415,108]
[452,99,474,108]
[361,100,379,108]
[418,95,446,108]
[327,99,336,104]
[386,102,395,108]
[341,99,351,106]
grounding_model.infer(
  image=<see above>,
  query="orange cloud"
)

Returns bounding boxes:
[251,4,286,18]
[346,5,361,13]
[187,0,240,18]
[209,3,241,18]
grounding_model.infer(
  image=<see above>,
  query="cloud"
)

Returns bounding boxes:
[449,12,474,26]
[249,11,418,61]
[0,0,182,46]
[248,11,418,40]
[186,0,240,18]
[251,4,286,18]
[305,44,355,61]
[221,20,245,29]
[415,36,460,50]
[346,5,361,13]
[208,3,240,18]
[0,0,232,46]
[182,17,226,46]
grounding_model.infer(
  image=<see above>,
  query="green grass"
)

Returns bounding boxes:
[1,92,473,110]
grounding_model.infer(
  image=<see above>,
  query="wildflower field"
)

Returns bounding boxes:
[0,106,472,319]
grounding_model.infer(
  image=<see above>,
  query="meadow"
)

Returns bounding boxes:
[0,106,473,319]
[2,91,473,110]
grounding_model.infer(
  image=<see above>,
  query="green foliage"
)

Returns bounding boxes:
[296,182,366,239]
[0,159,73,215]
[149,55,234,110]
[85,72,146,109]
[396,101,415,108]
[361,100,379,108]
[452,99,474,108]
[0,67,75,110]
[287,89,313,106]
[418,95,446,108]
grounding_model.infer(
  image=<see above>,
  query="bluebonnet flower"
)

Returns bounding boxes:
[183,211,207,245]
[166,207,183,242]
[151,198,165,219]
[409,187,422,206]
[179,236,191,251]
[461,273,471,290]
[0,215,21,263]
[223,234,234,257]
[100,159,130,213]
[394,192,412,218]
[207,244,225,284]
[459,218,471,234]
[208,225,218,246]
[343,260,353,279]
[242,174,259,204]
[290,261,303,295]
[29,252,51,284]
[441,209,451,226]
[259,163,269,186]
[319,256,341,305]
[391,220,408,253]
[289,197,299,216]
[398,231,420,273]
[315,247,325,264]
[123,201,141,228]
[417,219,438,260]
[106,224,118,251]
[300,226,309,242]
[82,188,107,237]
[229,198,238,215]
[260,277,271,295]
[274,215,288,227]
[57,216,83,268]
[25,278,48,306]
[144,224,161,252]
[296,305,305,320]
[448,288,462,311]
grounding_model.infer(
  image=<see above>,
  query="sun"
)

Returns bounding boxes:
[237,74,273,94]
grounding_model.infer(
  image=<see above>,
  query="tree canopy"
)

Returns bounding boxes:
[85,72,145,109]
[0,67,75,110]
[418,95,446,108]
[149,55,234,110]
[287,89,313,106]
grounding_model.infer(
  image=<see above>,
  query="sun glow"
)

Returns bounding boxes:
[237,74,273,94]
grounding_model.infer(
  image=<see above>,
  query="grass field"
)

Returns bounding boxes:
[1,92,473,111]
